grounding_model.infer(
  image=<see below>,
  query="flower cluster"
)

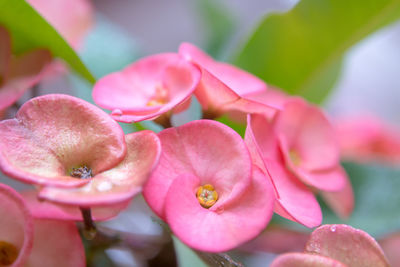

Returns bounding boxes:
[0,42,352,258]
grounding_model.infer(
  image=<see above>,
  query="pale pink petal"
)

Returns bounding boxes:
[0,183,33,266]
[276,99,339,171]
[0,26,11,81]
[179,42,266,96]
[240,225,309,254]
[27,0,93,49]
[143,120,252,219]
[320,174,354,219]
[165,166,274,252]
[93,53,201,123]
[244,87,290,109]
[379,232,400,267]
[0,94,126,187]
[270,252,346,267]
[305,224,390,267]
[23,191,130,221]
[39,131,161,206]
[25,219,85,267]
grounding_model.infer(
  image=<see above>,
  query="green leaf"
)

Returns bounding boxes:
[234,0,400,103]
[0,0,95,84]
[195,0,236,59]
[321,162,400,238]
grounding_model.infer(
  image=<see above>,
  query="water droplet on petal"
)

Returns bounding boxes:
[111,109,123,116]
[330,225,337,232]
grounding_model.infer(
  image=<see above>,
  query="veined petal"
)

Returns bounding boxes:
[39,131,161,206]
[270,252,346,267]
[0,94,126,187]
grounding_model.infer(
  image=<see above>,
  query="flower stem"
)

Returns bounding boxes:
[80,207,97,240]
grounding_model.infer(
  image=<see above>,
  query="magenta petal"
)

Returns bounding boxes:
[23,191,130,221]
[320,174,354,219]
[0,94,126,187]
[25,219,85,267]
[93,53,201,123]
[0,183,33,266]
[39,131,161,206]
[179,42,266,96]
[276,99,339,171]
[165,166,274,252]
[143,120,252,219]
[305,224,390,267]
[270,252,346,267]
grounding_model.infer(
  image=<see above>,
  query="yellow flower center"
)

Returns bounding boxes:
[0,241,19,265]
[146,84,169,106]
[196,184,218,208]
[289,149,301,166]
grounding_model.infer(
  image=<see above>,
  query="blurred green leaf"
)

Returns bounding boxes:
[216,115,246,137]
[196,0,236,59]
[0,0,95,84]
[321,162,400,238]
[234,0,400,103]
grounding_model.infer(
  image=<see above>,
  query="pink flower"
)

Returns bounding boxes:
[179,43,276,119]
[0,94,161,209]
[245,98,353,227]
[270,224,390,267]
[143,120,275,252]
[0,26,51,112]
[27,0,93,50]
[93,53,201,123]
[336,115,400,165]
[0,183,85,267]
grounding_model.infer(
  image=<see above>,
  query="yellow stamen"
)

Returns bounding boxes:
[289,149,301,166]
[196,184,218,208]
[146,84,169,106]
[0,241,19,265]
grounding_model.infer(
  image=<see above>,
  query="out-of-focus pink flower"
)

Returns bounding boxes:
[143,120,275,252]
[0,26,52,111]
[93,53,201,123]
[379,232,400,267]
[0,94,161,210]
[27,0,93,50]
[0,183,85,267]
[336,116,400,165]
[245,98,353,227]
[179,43,276,119]
[270,224,390,267]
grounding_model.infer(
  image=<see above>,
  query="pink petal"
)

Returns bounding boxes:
[0,183,33,266]
[276,99,339,171]
[270,252,346,267]
[0,94,126,187]
[379,232,400,267]
[179,42,267,96]
[93,53,201,123]
[165,166,274,252]
[143,120,252,219]
[305,224,390,267]
[245,114,322,228]
[267,160,322,228]
[23,191,130,221]
[39,131,161,206]
[0,26,11,82]
[27,0,93,49]
[25,219,85,267]
[244,87,290,109]
[240,225,310,254]
[0,49,52,110]
[320,174,354,219]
